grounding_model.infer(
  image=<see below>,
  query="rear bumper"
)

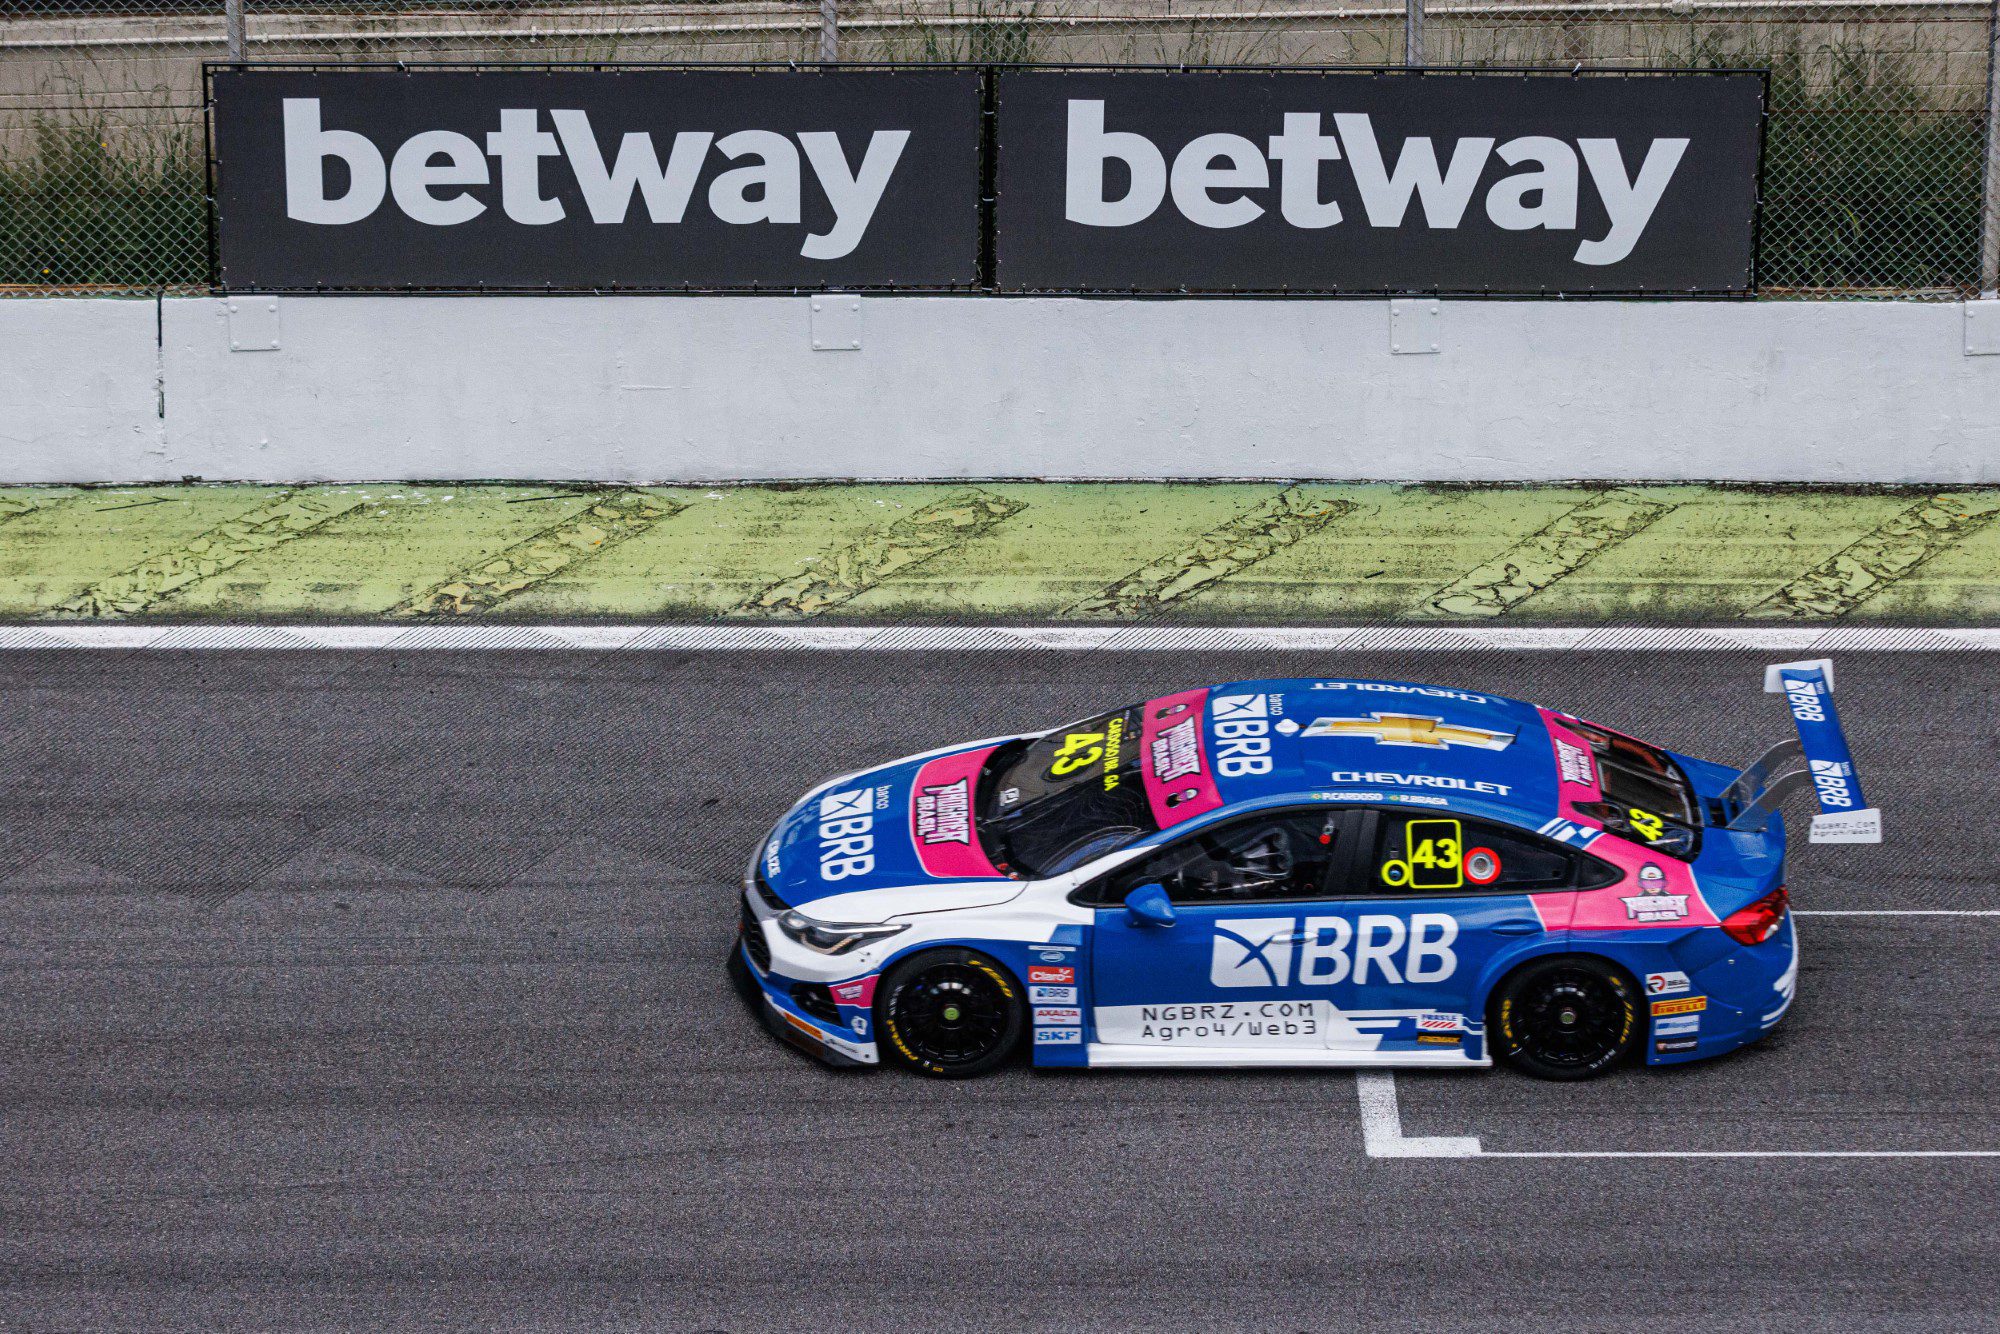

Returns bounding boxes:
[730,930,880,1070]
[1645,914,1798,1066]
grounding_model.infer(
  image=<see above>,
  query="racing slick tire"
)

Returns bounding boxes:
[876,947,1026,1079]
[1490,955,1641,1082]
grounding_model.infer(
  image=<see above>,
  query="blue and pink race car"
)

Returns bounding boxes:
[732,659,1876,1079]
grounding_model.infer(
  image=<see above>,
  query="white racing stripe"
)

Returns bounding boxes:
[3,625,2000,652]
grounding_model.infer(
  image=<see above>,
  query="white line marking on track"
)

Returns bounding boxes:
[1796,910,2000,916]
[4,625,2000,652]
[1359,1070,2000,1161]
[1356,1071,1482,1158]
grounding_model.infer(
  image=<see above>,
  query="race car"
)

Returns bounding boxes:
[731,659,1877,1080]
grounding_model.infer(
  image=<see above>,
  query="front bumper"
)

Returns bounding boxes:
[733,904,882,1070]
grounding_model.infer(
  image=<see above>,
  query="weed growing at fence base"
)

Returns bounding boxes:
[0,118,206,289]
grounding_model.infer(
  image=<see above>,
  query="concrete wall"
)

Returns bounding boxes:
[5,294,2000,484]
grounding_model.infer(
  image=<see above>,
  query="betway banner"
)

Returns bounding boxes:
[210,69,982,289]
[992,70,1763,293]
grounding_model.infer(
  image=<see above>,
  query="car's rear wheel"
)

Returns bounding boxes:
[1490,956,1640,1081]
[877,947,1024,1079]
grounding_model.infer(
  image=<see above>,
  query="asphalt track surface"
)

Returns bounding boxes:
[4,647,1997,1331]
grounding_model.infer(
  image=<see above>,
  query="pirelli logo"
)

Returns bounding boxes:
[1651,996,1707,1017]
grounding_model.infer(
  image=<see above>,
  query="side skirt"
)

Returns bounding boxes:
[1081,1044,1491,1070]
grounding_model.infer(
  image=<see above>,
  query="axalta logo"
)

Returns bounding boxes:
[1210,694,1275,777]
[1781,677,1827,722]
[1810,759,1856,809]
[1210,914,1458,988]
[817,788,877,880]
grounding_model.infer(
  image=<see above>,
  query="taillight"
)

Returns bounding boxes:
[1722,885,1789,946]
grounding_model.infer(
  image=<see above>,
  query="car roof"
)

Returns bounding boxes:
[1199,677,1560,826]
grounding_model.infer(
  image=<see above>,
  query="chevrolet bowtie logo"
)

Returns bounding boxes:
[1301,712,1515,751]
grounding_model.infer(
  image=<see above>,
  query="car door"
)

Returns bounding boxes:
[1084,806,1365,1052]
[1320,806,1598,1053]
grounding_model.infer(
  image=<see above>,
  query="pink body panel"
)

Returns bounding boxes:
[1139,688,1224,830]
[908,746,1005,879]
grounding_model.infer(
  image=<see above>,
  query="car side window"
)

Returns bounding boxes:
[1093,810,1346,906]
[1363,810,1583,895]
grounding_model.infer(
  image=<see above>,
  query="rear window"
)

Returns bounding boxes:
[1564,718,1702,859]
[976,705,1160,877]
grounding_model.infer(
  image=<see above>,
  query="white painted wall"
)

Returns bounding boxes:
[0,299,161,482]
[6,294,1999,483]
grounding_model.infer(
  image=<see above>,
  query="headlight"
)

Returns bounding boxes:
[776,909,909,956]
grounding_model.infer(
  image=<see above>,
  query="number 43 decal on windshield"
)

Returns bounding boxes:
[1381,818,1504,890]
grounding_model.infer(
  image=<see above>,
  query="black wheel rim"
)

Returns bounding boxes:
[890,963,1010,1068]
[1513,967,1629,1069]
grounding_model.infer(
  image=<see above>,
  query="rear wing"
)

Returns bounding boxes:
[1723,658,1881,844]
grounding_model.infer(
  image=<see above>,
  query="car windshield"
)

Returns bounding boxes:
[976,704,1160,878]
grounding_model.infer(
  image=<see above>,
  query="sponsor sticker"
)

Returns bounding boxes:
[1645,970,1691,996]
[1310,682,1489,704]
[1211,914,1459,989]
[1620,863,1690,923]
[914,776,973,845]
[816,787,877,881]
[1655,1037,1699,1054]
[1033,1027,1082,1045]
[1032,945,1075,964]
[1417,1034,1462,1045]
[1028,965,1075,985]
[829,976,879,1008]
[1328,770,1512,797]
[1030,985,1078,1005]
[1653,1013,1700,1036]
[1150,717,1203,782]
[1208,695,1275,778]
[1651,995,1707,1017]
[1417,1011,1464,1032]
[1302,713,1513,752]
[1809,758,1857,810]
[1554,738,1596,787]
[1034,1006,1083,1025]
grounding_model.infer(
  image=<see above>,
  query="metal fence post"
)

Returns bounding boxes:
[225,0,246,61]
[819,0,839,62]
[1982,0,2000,294]
[1404,0,1424,67]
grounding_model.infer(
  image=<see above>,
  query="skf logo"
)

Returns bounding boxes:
[1028,965,1075,985]
[1810,759,1856,809]
[1302,713,1514,752]
[1211,914,1459,989]
[817,788,876,881]
[1210,694,1275,778]
[1782,678,1827,722]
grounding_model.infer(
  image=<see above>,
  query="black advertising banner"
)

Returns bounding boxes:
[993,70,1764,293]
[210,68,983,289]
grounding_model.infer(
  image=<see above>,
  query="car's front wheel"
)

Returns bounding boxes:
[877,947,1025,1079]
[1490,956,1640,1081]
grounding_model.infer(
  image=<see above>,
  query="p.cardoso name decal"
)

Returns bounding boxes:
[1063,100,1684,266]
[1211,913,1459,988]
[281,99,907,260]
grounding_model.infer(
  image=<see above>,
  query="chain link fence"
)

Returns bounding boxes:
[2,0,1995,295]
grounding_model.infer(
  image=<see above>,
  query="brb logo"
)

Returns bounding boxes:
[1210,694,1276,777]
[1781,677,1827,723]
[1810,759,1856,809]
[1210,914,1459,988]
[817,788,877,881]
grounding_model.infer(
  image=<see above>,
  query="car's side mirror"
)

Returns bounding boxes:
[1124,883,1177,928]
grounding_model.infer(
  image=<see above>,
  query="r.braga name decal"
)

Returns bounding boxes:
[993,70,1763,293]
[211,69,982,289]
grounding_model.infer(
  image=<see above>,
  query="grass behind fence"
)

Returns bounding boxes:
[0,42,1985,294]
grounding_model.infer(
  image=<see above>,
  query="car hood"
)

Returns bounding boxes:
[760,740,1023,911]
